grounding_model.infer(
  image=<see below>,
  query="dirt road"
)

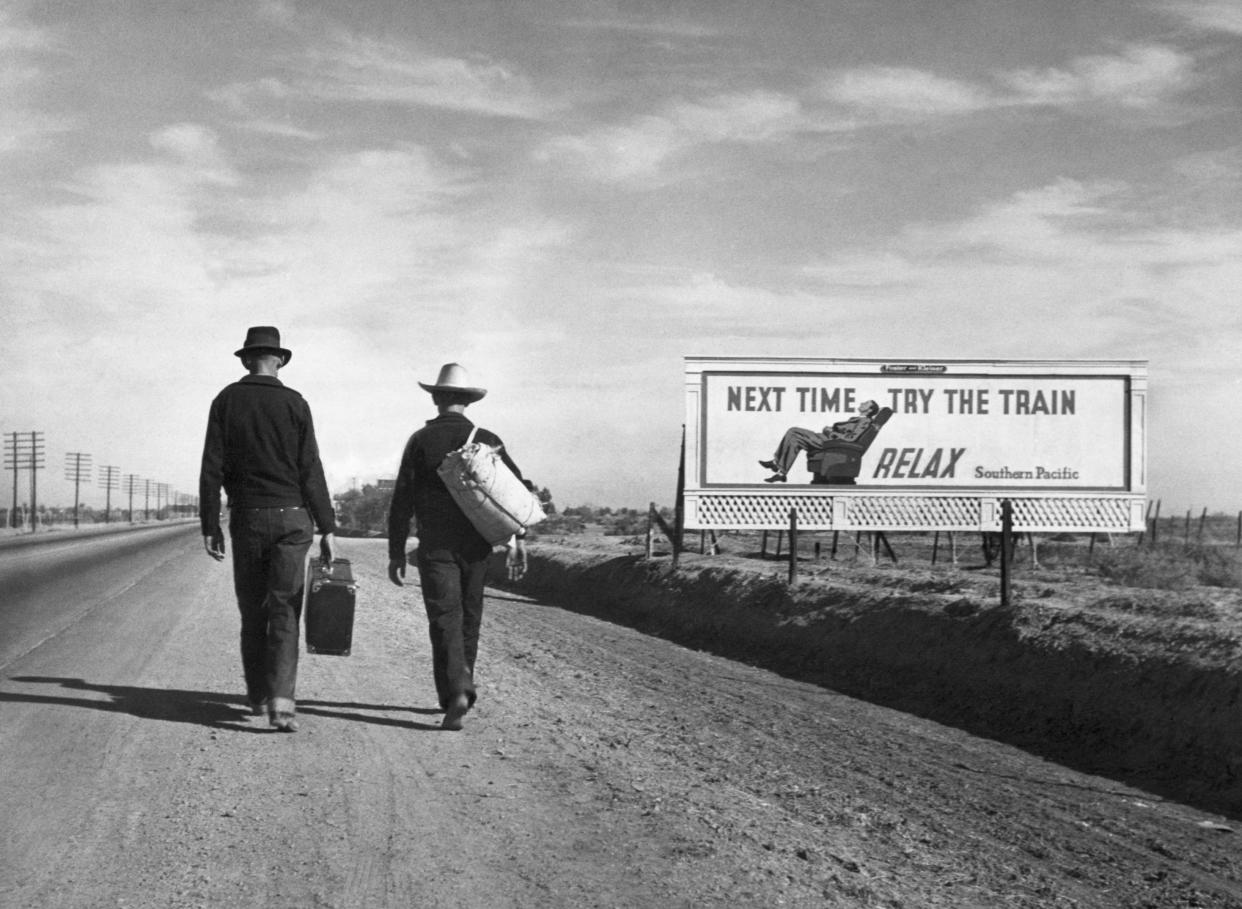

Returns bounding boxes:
[1,532,1239,908]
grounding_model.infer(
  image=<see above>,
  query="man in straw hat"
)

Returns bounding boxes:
[386,362,528,731]
[199,326,336,733]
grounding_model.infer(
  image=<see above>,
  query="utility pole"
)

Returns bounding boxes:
[65,452,92,529]
[99,465,120,523]
[124,474,141,523]
[3,432,20,528]
[143,478,152,522]
[28,432,45,531]
[4,432,46,532]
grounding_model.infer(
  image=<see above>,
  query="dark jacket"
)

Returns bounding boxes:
[198,375,336,536]
[387,412,524,561]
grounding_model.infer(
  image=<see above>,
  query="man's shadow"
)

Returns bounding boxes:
[3,677,442,731]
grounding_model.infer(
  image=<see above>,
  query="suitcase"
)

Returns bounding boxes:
[304,558,356,656]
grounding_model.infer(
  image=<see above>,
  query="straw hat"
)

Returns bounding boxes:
[418,363,487,402]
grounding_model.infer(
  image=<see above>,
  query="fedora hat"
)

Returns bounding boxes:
[419,363,487,402]
[234,326,292,364]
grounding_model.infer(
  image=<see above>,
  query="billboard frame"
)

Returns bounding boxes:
[683,356,1147,534]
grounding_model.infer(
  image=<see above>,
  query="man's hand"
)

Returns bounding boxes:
[506,537,527,581]
[319,533,335,566]
[203,530,226,562]
[388,558,406,587]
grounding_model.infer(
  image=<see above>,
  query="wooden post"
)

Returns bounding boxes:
[1151,499,1161,546]
[645,503,655,560]
[761,530,768,558]
[1139,499,1153,545]
[831,531,839,560]
[814,540,821,561]
[1184,509,1191,546]
[1197,508,1208,543]
[1236,511,1241,549]
[950,531,958,566]
[932,531,940,565]
[672,426,686,567]
[877,532,897,564]
[788,508,798,585]
[1000,500,1013,609]
[775,530,784,558]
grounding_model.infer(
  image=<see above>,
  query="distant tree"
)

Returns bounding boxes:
[334,484,393,536]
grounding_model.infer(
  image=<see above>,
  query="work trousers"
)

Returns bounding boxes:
[416,546,488,710]
[229,506,313,714]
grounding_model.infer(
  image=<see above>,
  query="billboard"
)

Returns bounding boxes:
[684,357,1147,532]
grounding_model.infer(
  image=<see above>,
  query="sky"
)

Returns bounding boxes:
[2,0,1241,516]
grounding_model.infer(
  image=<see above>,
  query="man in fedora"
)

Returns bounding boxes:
[199,326,336,733]
[386,363,528,731]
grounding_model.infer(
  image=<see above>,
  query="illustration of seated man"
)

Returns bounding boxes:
[758,400,893,484]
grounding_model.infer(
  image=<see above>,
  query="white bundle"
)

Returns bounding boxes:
[437,429,545,545]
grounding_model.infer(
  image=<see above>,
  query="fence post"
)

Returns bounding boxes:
[645,503,654,559]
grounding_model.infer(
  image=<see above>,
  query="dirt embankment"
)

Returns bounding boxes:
[495,541,1242,818]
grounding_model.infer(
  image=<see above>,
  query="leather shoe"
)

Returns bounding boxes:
[758,459,778,471]
[441,693,469,731]
[271,712,298,733]
[764,473,787,483]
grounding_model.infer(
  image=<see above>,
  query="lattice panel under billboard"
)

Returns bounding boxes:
[692,494,837,528]
[843,496,980,529]
[1006,497,1134,531]
[688,493,1143,532]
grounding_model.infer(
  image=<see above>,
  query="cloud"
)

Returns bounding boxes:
[0,10,69,155]
[821,67,994,118]
[1158,1,1242,35]
[0,8,52,51]
[299,30,552,119]
[819,43,1198,127]
[798,178,1242,363]
[535,89,811,182]
[1000,43,1198,109]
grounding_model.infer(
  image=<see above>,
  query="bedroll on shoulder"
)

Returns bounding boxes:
[437,429,545,545]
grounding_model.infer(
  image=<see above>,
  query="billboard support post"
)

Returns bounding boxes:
[1000,500,1013,609]
[787,508,798,585]
[673,425,686,568]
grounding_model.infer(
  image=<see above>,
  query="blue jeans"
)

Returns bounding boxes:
[229,507,313,714]
[416,546,488,710]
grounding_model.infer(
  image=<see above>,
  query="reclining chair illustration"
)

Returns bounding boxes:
[806,406,893,484]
